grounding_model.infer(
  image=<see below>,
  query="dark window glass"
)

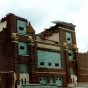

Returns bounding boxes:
[43,79,46,81]
[20,46,25,50]
[67,38,70,40]
[40,78,42,81]
[48,63,51,66]
[69,53,72,56]
[59,78,61,80]
[19,27,24,31]
[55,63,59,66]
[40,62,44,66]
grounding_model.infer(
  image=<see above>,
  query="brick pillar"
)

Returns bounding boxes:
[29,44,36,83]
[74,49,80,82]
[13,42,19,85]
[63,42,73,87]
[64,48,72,87]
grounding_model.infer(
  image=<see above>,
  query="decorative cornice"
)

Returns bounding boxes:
[63,43,68,49]
[11,33,19,43]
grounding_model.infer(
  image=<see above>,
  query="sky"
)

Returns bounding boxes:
[0,0,88,52]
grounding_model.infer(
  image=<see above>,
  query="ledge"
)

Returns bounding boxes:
[80,68,88,70]
[16,33,28,36]
[37,66,63,69]
[36,71,66,74]
[69,60,75,61]
[19,54,29,56]
[36,40,61,46]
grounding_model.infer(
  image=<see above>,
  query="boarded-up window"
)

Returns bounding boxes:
[18,42,28,55]
[37,50,62,68]
[66,32,72,43]
[17,20,26,34]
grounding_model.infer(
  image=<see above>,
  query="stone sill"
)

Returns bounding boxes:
[37,66,63,69]
[16,33,28,36]
[19,54,29,56]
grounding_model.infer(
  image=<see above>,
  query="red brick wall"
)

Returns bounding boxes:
[78,53,88,82]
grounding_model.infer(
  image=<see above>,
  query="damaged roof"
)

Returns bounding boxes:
[52,21,76,27]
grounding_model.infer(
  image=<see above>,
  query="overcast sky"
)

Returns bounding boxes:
[0,0,88,52]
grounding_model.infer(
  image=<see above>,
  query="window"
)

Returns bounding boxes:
[20,46,25,50]
[40,79,42,81]
[66,32,72,43]
[56,77,63,86]
[39,77,48,84]
[48,63,51,66]
[68,50,74,60]
[50,77,54,84]
[17,20,26,34]
[43,79,46,81]
[55,63,59,66]
[59,78,61,80]
[37,50,62,68]
[40,62,44,66]
[18,42,28,55]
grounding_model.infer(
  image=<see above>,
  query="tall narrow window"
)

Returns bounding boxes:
[66,32,72,43]
[55,63,59,67]
[68,50,74,60]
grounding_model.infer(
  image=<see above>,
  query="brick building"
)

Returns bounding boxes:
[0,13,87,88]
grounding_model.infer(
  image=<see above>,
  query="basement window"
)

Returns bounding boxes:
[55,63,59,66]
[40,62,44,66]
[48,63,51,66]
[19,27,24,31]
